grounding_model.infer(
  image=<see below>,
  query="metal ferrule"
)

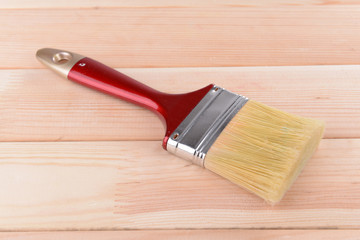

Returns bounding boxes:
[36,48,85,79]
[166,86,248,167]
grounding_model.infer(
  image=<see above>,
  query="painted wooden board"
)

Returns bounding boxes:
[1,230,360,240]
[0,65,359,141]
[1,5,360,69]
[0,139,358,230]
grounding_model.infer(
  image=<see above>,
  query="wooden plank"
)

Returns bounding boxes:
[1,6,360,69]
[1,230,360,240]
[1,65,359,141]
[0,139,359,230]
[1,0,359,8]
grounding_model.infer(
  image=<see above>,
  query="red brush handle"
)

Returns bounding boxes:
[68,57,213,148]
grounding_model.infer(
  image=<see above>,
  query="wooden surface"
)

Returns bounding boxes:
[1,230,360,240]
[2,2,360,69]
[0,139,359,230]
[1,0,360,239]
[1,65,360,141]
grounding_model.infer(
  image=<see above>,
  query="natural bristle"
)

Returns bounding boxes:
[205,100,324,203]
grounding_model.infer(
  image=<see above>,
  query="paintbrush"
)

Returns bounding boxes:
[36,48,324,203]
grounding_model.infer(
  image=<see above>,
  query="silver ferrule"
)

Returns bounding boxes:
[166,86,248,167]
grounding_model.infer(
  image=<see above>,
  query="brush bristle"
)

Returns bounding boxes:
[204,100,324,203]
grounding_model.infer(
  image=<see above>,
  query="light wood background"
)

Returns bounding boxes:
[1,0,360,239]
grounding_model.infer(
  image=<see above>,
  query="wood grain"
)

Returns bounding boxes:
[2,0,360,9]
[1,65,359,141]
[1,230,360,240]
[0,139,359,230]
[1,0,360,235]
[1,5,360,69]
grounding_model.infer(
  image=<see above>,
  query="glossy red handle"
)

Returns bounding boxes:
[68,57,213,148]
[68,57,169,121]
